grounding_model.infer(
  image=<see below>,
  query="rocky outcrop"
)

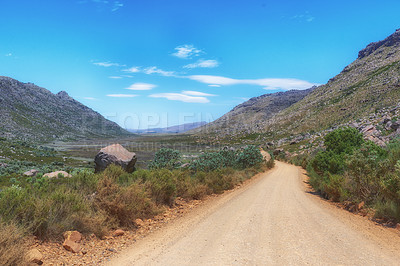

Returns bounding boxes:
[358,29,400,59]
[43,171,72,178]
[94,144,137,173]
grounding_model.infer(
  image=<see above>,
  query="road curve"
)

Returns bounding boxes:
[108,161,400,265]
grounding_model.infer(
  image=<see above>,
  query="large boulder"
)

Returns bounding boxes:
[24,169,39,177]
[94,144,137,173]
[43,171,72,178]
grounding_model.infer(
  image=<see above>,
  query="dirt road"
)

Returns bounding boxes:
[109,161,400,265]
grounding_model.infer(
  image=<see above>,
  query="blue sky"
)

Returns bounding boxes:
[1,0,399,129]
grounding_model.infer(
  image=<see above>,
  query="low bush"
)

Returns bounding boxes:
[0,146,269,240]
[191,146,264,172]
[306,127,400,223]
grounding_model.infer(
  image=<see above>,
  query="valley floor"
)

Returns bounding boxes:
[108,161,400,265]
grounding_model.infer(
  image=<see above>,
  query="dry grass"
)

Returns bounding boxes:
[0,222,27,266]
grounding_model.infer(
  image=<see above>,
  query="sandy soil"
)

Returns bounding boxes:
[108,161,400,266]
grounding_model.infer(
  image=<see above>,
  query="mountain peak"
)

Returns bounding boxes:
[358,29,400,59]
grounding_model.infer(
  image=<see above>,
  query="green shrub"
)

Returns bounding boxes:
[190,152,225,172]
[149,148,181,170]
[236,145,264,169]
[324,127,364,154]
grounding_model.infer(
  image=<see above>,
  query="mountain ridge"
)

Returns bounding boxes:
[193,28,400,144]
[0,76,130,141]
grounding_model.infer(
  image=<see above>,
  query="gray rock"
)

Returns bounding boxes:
[391,121,400,130]
[24,169,39,177]
[273,148,284,156]
[180,163,190,168]
[94,144,137,173]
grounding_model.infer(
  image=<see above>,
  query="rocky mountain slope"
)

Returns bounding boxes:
[0,76,130,141]
[195,28,400,144]
[192,88,314,137]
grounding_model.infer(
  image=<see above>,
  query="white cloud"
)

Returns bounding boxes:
[83,97,97,100]
[144,66,175,77]
[189,75,238,86]
[149,93,209,103]
[78,0,124,12]
[125,83,156,91]
[109,76,123,79]
[184,59,219,69]
[93,61,123,67]
[123,66,140,73]
[181,90,217,97]
[111,1,123,11]
[172,44,202,59]
[107,94,138,98]
[292,12,315,23]
[188,75,318,90]
[208,84,221,87]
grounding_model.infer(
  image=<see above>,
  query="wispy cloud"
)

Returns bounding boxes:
[150,93,209,103]
[181,90,217,97]
[188,75,318,90]
[107,94,138,98]
[208,84,221,88]
[184,59,219,69]
[83,97,97,100]
[125,83,156,91]
[93,61,124,67]
[172,44,202,59]
[111,1,123,11]
[149,90,215,103]
[4,53,12,57]
[143,66,175,77]
[109,76,123,79]
[78,0,124,12]
[121,65,175,77]
[292,11,315,23]
[123,66,140,73]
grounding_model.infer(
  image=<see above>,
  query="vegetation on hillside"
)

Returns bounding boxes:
[291,128,400,222]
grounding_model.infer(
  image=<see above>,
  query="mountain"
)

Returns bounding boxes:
[0,76,130,141]
[194,28,400,143]
[129,121,207,134]
[191,89,314,137]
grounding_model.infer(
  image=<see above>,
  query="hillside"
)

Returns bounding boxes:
[195,28,400,143]
[267,28,400,138]
[0,76,130,141]
[192,88,314,137]
[128,121,207,134]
